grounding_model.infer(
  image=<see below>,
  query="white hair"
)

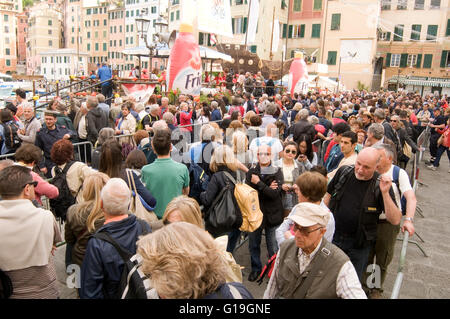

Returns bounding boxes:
[149,104,160,114]
[298,109,309,120]
[135,103,145,112]
[152,120,169,133]
[308,115,319,125]
[200,124,215,141]
[22,102,34,111]
[101,178,131,216]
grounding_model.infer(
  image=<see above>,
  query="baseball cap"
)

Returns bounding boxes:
[289,202,330,227]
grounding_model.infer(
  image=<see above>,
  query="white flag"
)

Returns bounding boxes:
[272,19,280,53]
[247,0,259,44]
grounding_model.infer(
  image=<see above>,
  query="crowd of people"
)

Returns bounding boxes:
[1,69,449,300]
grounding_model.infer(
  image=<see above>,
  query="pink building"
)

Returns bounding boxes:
[16,11,27,64]
[108,5,126,77]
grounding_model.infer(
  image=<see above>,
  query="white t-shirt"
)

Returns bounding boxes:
[78,115,87,140]
[379,165,412,219]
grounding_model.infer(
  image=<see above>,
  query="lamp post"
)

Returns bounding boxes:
[135,16,151,78]
[397,68,401,92]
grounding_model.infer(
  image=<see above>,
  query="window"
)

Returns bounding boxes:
[120,26,122,33]
[131,10,134,17]
[48,20,52,26]
[126,37,129,44]
[331,14,341,30]
[426,25,438,41]
[5,48,10,55]
[94,8,98,14]
[87,43,91,51]
[103,31,106,38]
[327,51,337,65]
[126,11,129,17]
[95,43,99,51]
[407,54,417,67]
[411,24,421,41]
[381,0,391,10]
[414,0,424,10]
[313,0,322,10]
[104,19,107,26]
[126,25,129,32]
[170,12,174,21]
[49,40,53,46]
[131,25,133,32]
[87,31,91,38]
[430,0,440,9]
[299,24,305,38]
[48,29,52,35]
[151,6,156,13]
[379,31,391,41]
[440,51,450,68]
[4,14,8,22]
[390,53,401,67]
[393,24,404,41]
[4,26,8,33]
[176,10,180,20]
[311,24,321,38]
[6,60,11,66]
[136,10,139,16]
[288,25,293,38]
[119,39,122,46]
[293,0,301,12]
[103,43,107,51]
[95,31,98,38]
[397,0,407,10]
[71,37,74,44]
[87,8,91,15]
[250,45,257,53]
[423,54,432,68]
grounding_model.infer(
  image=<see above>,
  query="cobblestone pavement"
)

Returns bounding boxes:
[54,154,450,299]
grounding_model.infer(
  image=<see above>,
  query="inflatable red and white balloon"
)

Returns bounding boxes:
[288,52,309,96]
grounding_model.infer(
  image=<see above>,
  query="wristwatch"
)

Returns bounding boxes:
[405,217,414,223]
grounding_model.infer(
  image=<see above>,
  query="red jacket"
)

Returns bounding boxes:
[437,126,450,148]
[180,111,193,132]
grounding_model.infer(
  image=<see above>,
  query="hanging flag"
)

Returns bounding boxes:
[210,34,217,46]
[272,19,280,54]
[247,0,259,44]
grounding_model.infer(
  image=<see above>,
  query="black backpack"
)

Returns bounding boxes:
[49,161,78,221]
[1,122,21,151]
[188,162,210,203]
[0,269,13,299]
[93,220,152,299]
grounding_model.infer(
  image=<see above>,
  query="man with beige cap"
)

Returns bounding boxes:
[263,202,366,299]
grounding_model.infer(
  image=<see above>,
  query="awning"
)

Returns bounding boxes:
[388,76,450,88]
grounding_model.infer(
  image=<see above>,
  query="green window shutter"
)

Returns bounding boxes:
[426,25,438,41]
[394,25,403,41]
[207,34,211,46]
[282,24,287,38]
[243,17,247,34]
[446,19,450,36]
[411,24,421,41]
[300,24,305,38]
[416,54,422,68]
[327,51,337,65]
[198,32,203,45]
[87,43,90,51]
[400,53,408,67]
[331,14,341,30]
[313,0,322,10]
[232,18,235,34]
[250,45,257,53]
[385,53,391,67]
[440,51,448,68]
[288,25,293,38]
[293,0,301,12]
[423,54,432,68]
[312,24,321,38]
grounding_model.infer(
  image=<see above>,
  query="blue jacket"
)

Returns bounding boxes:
[80,215,151,299]
[325,143,344,172]
[97,66,112,86]
[211,109,222,122]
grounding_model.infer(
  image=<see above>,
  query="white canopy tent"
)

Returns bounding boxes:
[275,74,339,91]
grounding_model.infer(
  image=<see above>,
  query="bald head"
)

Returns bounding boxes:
[354,147,380,181]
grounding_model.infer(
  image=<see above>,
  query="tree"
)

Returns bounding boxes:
[23,0,33,7]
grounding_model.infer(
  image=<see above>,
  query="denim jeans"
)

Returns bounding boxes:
[248,225,279,273]
[432,145,450,167]
[227,228,241,253]
[332,232,373,283]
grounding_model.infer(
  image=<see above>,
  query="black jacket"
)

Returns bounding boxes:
[86,107,108,145]
[291,119,316,145]
[246,164,284,227]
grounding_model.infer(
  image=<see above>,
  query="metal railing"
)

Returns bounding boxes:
[390,231,410,299]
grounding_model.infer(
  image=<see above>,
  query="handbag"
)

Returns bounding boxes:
[437,134,444,146]
[126,169,158,224]
[205,176,238,237]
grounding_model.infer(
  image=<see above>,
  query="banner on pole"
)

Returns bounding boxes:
[247,0,259,44]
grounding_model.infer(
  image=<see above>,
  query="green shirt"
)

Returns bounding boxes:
[141,158,190,218]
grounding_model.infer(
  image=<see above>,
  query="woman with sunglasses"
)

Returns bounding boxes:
[275,141,306,218]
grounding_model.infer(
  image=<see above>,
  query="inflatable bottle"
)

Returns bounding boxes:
[288,51,309,96]
[166,23,202,96]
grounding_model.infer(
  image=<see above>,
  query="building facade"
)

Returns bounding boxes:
[16,10,28,73]
[26,2,62,75]
[377,0,450,95]
[108,5,126,76]
[40,48,89,80]
[0,0,22,74]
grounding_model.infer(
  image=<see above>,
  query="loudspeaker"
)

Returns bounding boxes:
[158,30,177,48]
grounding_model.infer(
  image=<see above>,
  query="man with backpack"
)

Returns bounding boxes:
[0,108,22,155]
[364,144,416,299]
[80,178,151,299]
[323,147,402,282]
[246,144,284,282]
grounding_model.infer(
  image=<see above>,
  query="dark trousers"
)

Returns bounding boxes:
[429,134,440,158]
[248,225,278,273]
[332,232,373,283]
[76,138,92,164]
[227,228,241,253]
[363,222,400,291]
[101,83,113,105]
[433,145,450,167]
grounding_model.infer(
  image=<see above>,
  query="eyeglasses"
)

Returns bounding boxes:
[390,120,398,123]
[22,181,38,189]
[285,149,297,155]
[293,224,323,236]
